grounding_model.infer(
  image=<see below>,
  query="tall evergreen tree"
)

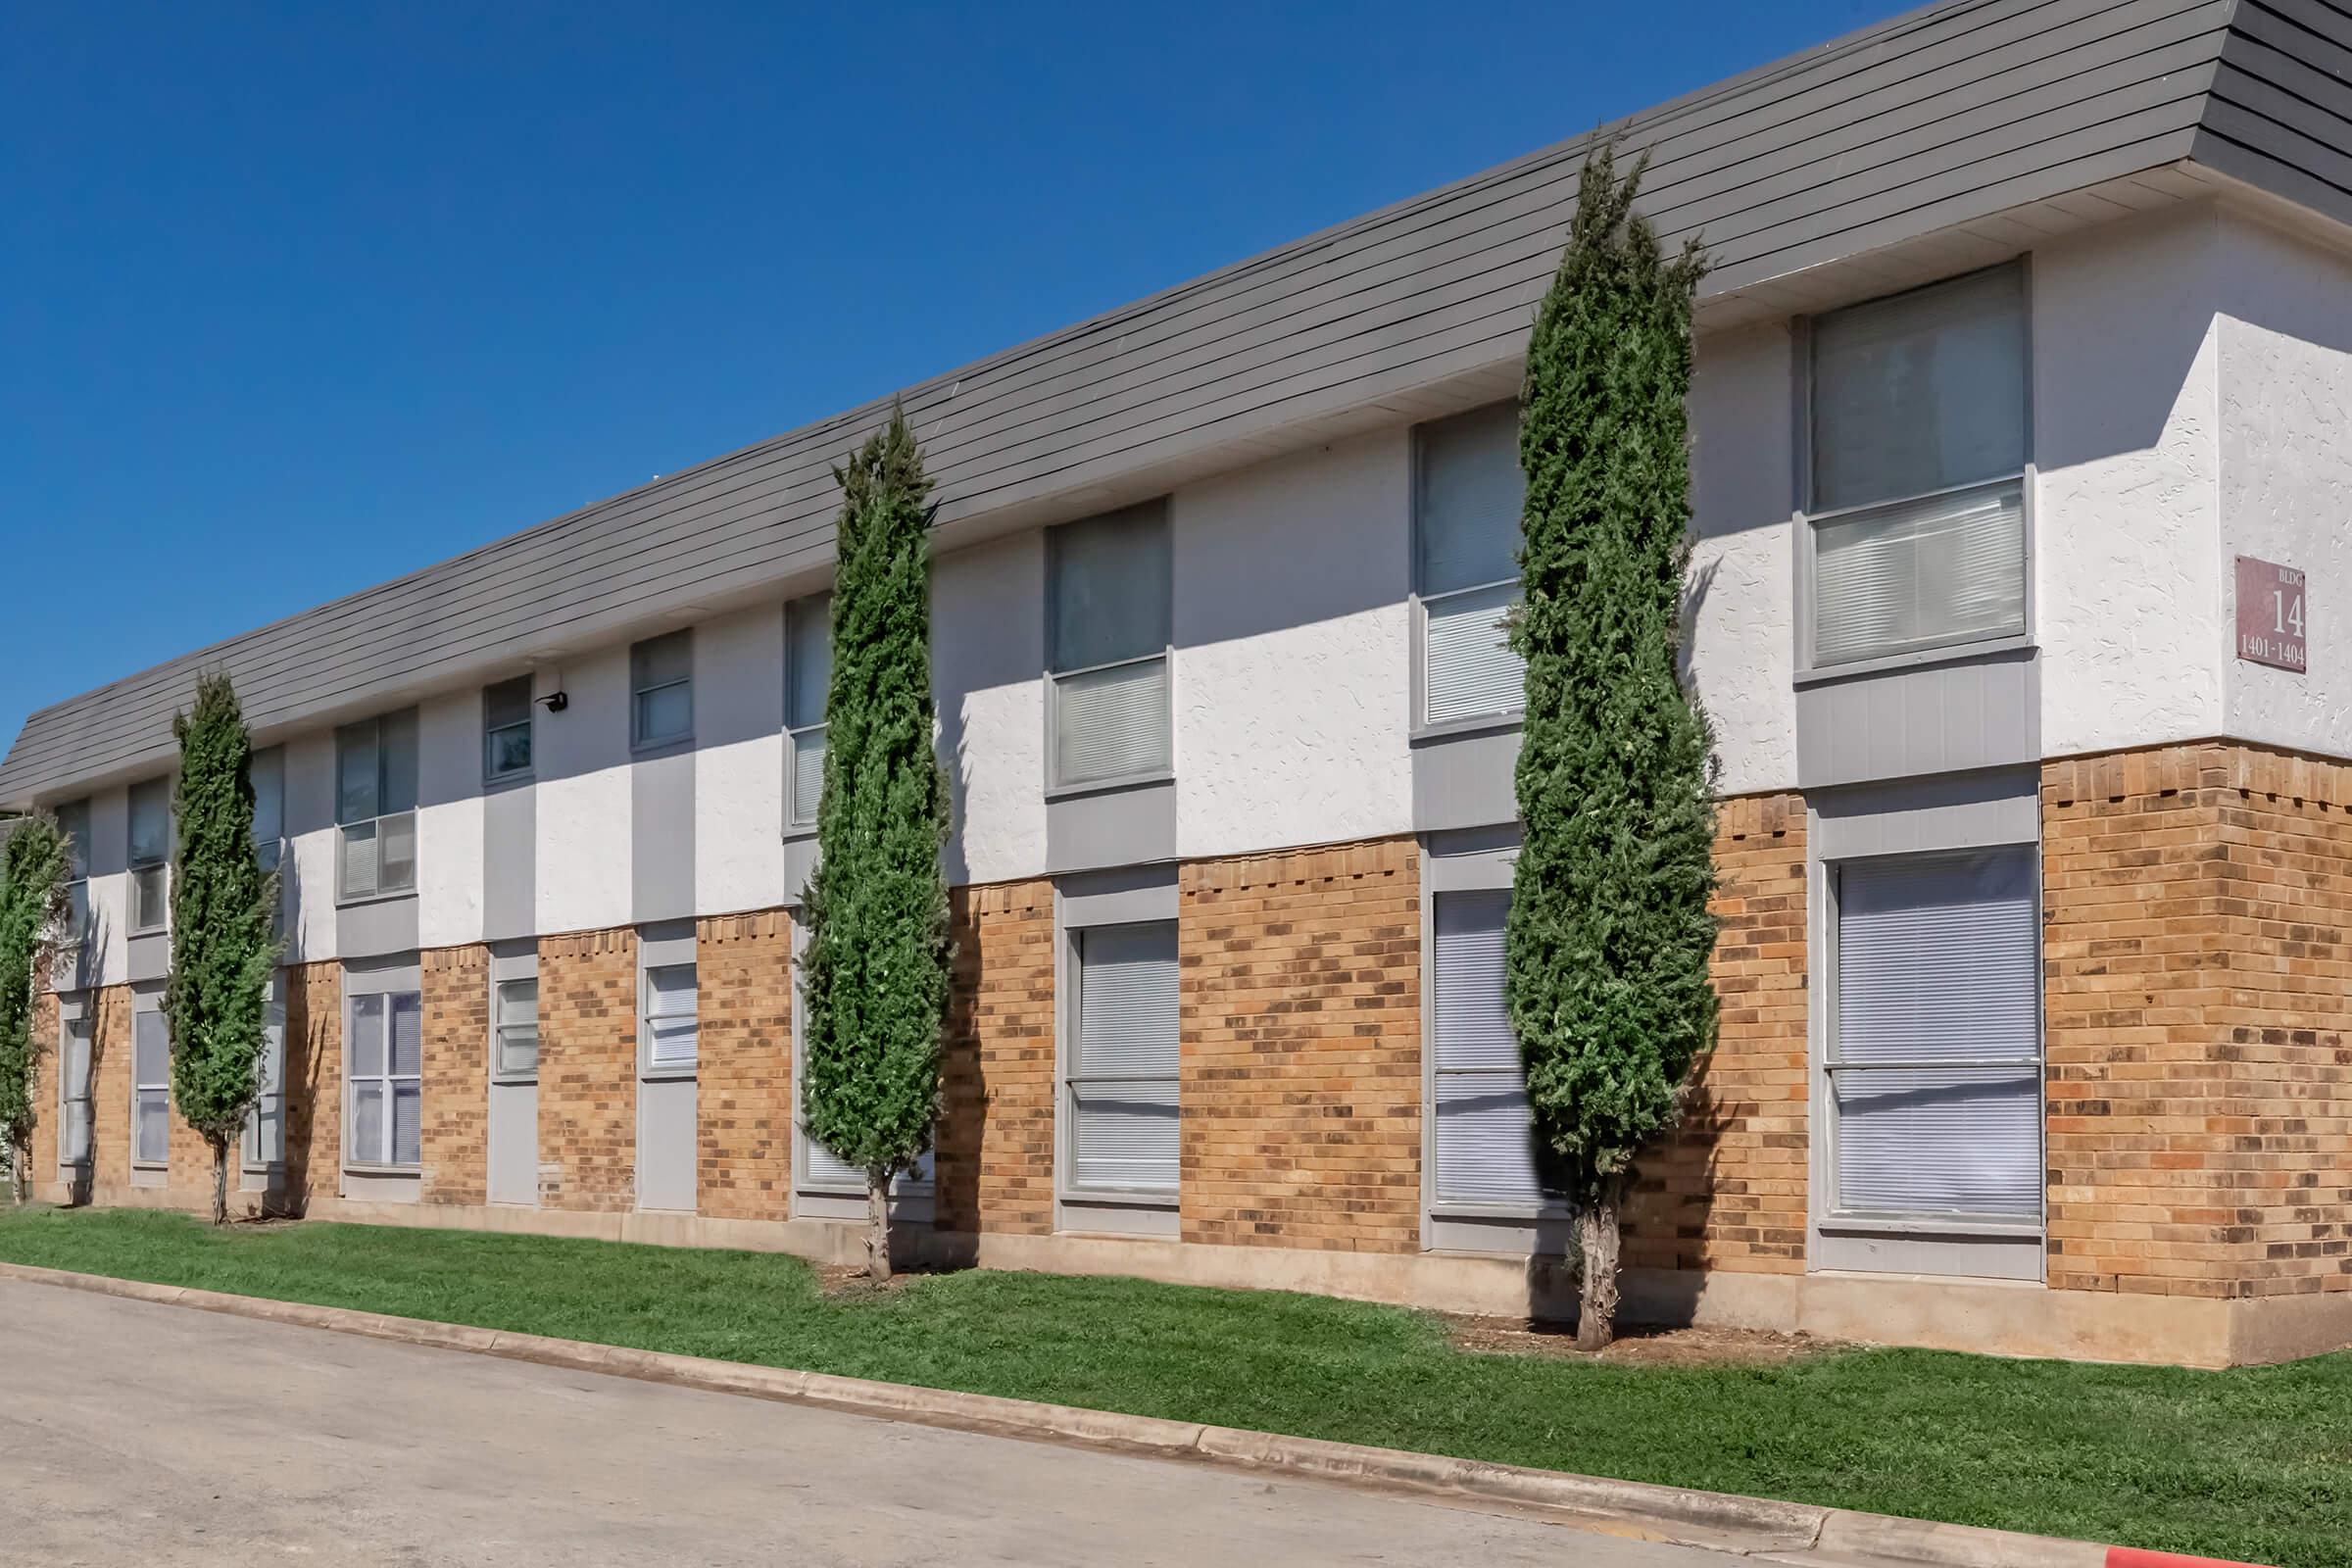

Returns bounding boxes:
[0,815,73,1202]
[799,405,952,1281]
[164,673,281,1225]
[1508,141,1718,1350]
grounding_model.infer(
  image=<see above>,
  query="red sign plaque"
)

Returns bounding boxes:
[2235,556,2308,673]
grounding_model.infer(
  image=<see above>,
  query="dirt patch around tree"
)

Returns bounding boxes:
[1445,1314,1836,1366]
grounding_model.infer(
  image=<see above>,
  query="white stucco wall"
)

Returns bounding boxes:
[1687,320,1799,797]
[696,604,787,915]
[534,644,632,935]
[2217,213,2352,759]
[1171,431,1414,859]
[416,688,482,949]
[935,531,1047,886]
[2034,206,2229,758]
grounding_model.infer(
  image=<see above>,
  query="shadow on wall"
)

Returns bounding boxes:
[276,970,328,1220]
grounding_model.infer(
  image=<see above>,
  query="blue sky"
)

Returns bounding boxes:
[0,1,1890,751]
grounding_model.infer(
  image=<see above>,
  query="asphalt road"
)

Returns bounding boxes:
[0,1277,1752,1566]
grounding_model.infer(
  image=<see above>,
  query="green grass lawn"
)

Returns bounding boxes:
[0,1208,2340,1567]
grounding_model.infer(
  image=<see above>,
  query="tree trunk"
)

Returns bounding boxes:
[1574,1177,1624,1352]
[865,1168,893,1282]
[11,1142,24,1205]
[212,1140,229,1226]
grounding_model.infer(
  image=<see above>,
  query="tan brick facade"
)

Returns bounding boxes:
[420,946,489,1206]
[936,880,1055,1236]
[284,960,342,1205]
[2044,743,2352,1303]
[1628,793,1810,1276]
[25,990,57,1185]
[1178,838,1422,1253]
[88,984,131,1194]
[697,909,794,1221]
[537,927,637,1212]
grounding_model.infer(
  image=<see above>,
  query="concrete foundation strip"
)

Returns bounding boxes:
[0,1261,2271,1568]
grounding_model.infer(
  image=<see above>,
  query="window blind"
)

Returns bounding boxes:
[1811,265,2026,513]
[632,630,694,747]
[494,978,539,1078]
[790,728,827,826]
[483,676,533,779]
[1833,851,2039,1220]
[62,1018,92,1166]
[1054,657,1170,785]
[1425,583,1523,724]
[1051,506,1170,672]
[645,963,698,1071]
[1432,889,1550,1207]
[786,594,831,730]
[128,777,171,933]
[132,1009,170,1165]
[1416,402,1523,597]
[1070,921,1179,1192]
[1812,481,2025,664]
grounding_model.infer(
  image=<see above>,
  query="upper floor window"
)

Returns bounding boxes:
[127,777,172,935]
[784,593,830,830]
[336,709,418,903]
[483,675,534,783]
[1807,264,2028,667]
[251,747,284,876]
[56,798,90,945]
[1415,402,1525,727]
[631,629,694,750]
[1048,502,1171,789]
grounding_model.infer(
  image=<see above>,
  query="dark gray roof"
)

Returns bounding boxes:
[6,0,2344,806]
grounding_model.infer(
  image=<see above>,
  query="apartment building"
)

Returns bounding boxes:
[7,0,2351,1366]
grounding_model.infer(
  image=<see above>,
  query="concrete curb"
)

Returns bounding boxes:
[0,1261,2271,1568]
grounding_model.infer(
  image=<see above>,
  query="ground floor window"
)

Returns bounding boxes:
[1065,919,1179,1194]
[493,972,539,1081]
[59,1010,92,1168]
[790,923,934,1199]
[1429,887,1552,1208]
[132,1007,170,1166]
[348,989,422,1167]
[641,960,698,1074]
[243,977,287,1168]
[1829,849,2041,1222]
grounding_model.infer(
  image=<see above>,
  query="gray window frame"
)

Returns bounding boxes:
[57,1000,92,1173]
[630,629,695,753]
[482,675,535,786]
[1043,502,1174,797]
[1409,401,1526,739]
[250,747,285,878]
[1051,868,1182,1234]
[1793,261,2037,683]
[343,981,423,1172]
[56,799,91,955]
[334,709,419,906]
[240,974,287,1172]
[783,593,829,832]
[126,776,172,936]
[638,935,698,1083]
[130,1002,170,1169]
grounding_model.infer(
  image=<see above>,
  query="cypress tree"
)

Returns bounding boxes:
[799,405,952,1281]
[1508,140,1718,1350]
[164,673,281,1225]
[0,815,72,1202]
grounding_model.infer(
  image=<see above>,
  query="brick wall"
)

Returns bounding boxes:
[936,880,1055,1235]
[26,990,57,1184]
[420,945,489,1205]
[284,961,342,1206]
[1178,838,1422,1253]
[697,909,793,1221]
[2045,744,2352,1302]
[88,985,131,1193]
[1627,793,1810,1276]
[538,927,636,1211]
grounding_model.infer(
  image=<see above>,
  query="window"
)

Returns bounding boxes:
[336,710,418,902]
[251,747,284,877]
[242,980,286,1168]
[56,799,89,948]
[59,1012,92,1168]
[132,1008,170,1165]
[483,675,534,782]
[642,961,697,1074]
[1829,850,2040,1221]
[347,989,422,1167]
[1065,920,1179,1193]
[1807,265,2029,666]
[128,777,172,934]
[493,974,539,1081]
[1430,887,1554,1208]
[1048,504,1171,788]
[1416,402,1525,727]
[784,593,830,829]
[631,630,694,750]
